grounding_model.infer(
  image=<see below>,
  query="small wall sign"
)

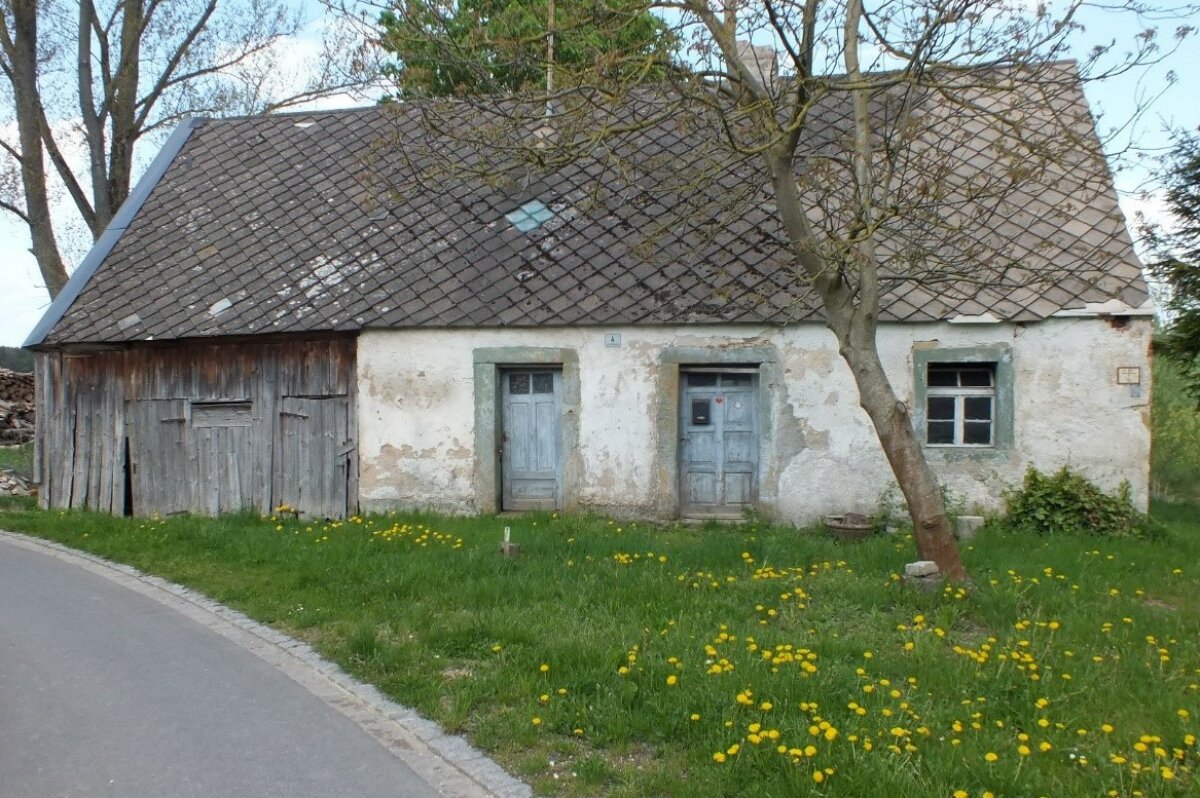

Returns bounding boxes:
[605,333,622,347]
[1116,367,1141,385]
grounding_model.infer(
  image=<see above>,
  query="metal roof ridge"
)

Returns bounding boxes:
[23,117,206,349]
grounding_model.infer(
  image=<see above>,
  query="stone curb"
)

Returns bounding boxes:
[0,529,531,798]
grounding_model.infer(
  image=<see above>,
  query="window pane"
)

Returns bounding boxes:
[687,373,717,387]
[964,396,993,421]
[721,374,753,387]
[927,366,958,387]
[531,373,553,394]
[963,421,993,445]
[927,421,955,444]
[959,368,994,387]
[927,396,955,420]
[509,373,530,394]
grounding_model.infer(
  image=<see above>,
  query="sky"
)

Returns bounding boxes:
[1,3,1198,347]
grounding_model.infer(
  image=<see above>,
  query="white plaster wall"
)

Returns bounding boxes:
[356,316,1151,520]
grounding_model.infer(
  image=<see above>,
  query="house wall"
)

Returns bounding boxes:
[357,316,1152,521]
[34,337,357,517]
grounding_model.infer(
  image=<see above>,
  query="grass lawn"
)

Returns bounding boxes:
[0,497,1196,797]
[0,442,33,478]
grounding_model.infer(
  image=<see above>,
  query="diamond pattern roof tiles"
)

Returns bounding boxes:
[40,64,1148,346]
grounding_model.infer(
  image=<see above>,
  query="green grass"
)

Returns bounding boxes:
[0,442,33,479]
[0,500,1196,797]
[1152,357,1200,501]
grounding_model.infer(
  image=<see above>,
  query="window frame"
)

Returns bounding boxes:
[925,364,996,447]
[913,345,1013,452]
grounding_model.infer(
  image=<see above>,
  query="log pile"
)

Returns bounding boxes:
[0,368,35,445]
[0,469,32,496]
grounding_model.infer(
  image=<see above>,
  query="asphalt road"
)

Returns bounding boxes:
[0,537,443,798]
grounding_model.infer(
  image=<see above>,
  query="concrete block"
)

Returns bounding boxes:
[905,560,940,578]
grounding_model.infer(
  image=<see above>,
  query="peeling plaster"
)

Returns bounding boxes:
[355,317,1153,522]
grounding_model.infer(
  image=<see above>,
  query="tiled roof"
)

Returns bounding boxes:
[39,62,1148,345]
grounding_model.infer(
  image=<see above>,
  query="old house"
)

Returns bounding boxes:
[24,64,1152,521]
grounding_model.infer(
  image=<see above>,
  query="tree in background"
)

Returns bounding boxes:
[378,0,671,98]
[1,0,373,299]
[370,0,1197,580]
[1146,133,1200,402]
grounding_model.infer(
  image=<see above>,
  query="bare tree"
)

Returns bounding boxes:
[1,0,375,297]
[366,0,1196,579]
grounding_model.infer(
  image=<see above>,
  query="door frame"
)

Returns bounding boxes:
[472,347,581,514]
[652,346,780,520]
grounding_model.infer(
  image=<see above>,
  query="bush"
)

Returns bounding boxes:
[1152,356,1200,501]
[1001,466,1161,539]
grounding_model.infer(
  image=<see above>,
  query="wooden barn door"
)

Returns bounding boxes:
[126,399,191,516]
[190,401,258,515]
[273,396,353,519]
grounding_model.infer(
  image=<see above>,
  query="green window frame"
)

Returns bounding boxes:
[913,345,1013,450]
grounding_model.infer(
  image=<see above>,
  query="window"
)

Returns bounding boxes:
[508,371,554,395]
[505,199,555,233]
[925,364,995,446]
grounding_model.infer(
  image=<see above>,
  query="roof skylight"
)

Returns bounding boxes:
[505,199,555,233]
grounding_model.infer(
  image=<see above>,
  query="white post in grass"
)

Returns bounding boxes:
[501,525,520,557]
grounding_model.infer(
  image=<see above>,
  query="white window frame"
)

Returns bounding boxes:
[925,364,996,447]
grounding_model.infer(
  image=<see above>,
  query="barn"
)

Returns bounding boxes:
[24,65,1153,521]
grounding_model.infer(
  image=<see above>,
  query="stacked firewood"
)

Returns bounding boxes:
[0,368,35,445]
[0,469,32,496]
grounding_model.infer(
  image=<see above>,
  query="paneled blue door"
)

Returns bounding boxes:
[680,371,759,516]
[502,369,563,510]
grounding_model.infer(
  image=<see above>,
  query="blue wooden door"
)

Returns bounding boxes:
[502,370,563,510]
[680,371,759,516]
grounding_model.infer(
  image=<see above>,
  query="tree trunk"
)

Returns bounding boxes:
[9,0,70,297]
[836,326,968,582]
[106,0,144,223]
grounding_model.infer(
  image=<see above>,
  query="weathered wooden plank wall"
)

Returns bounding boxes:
[34,337,357,518]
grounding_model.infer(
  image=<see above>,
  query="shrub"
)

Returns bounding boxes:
[1001,466,1161,539]
[1152,357,1200,501]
